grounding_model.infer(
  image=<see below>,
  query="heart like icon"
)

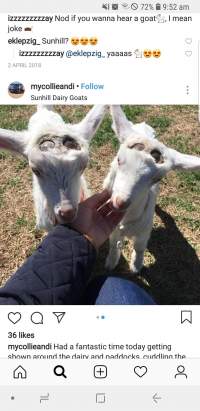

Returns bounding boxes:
[185,38,192,44]
[185,51,192,57]
[134,366,148,378]
[8,312,22,324]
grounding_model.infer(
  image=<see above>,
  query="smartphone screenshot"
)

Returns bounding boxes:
[0,0,200,410]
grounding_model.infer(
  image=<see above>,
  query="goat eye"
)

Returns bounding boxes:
[150,149,163,163]
[63,136,81,150]
[39,140,55,151]
[128,143,145,151]
[32,168,41,177]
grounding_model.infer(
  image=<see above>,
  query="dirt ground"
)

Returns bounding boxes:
[0,105,200,304]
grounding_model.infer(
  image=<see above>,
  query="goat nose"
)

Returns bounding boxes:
[112,196,127,210]
[58,205,77,222]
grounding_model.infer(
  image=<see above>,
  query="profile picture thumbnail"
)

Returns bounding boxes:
[8,81,25,98]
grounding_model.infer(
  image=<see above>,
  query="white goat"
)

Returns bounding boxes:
[0,105,107,230]
[104,105,200,273]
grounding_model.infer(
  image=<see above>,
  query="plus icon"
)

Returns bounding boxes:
[94,365,107,379]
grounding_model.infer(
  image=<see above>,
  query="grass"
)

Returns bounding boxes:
[0,186,5,208]
[177,171,200,193]
[123,105,146,120]
[0,104,200,304]
[6,177,21,188]
[168,135,190,153]
[159,196,196,212]
[0,150,10,160]
[92,115,118,148]
[148,116,172,132]
[15,158,28,171]
[15,216,28,228]
[176,216,200,230]
[0,105,31,130]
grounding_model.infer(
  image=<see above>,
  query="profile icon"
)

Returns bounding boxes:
[8,81,25,98]
[174,365,188,379]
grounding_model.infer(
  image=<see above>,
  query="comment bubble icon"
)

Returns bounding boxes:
[31,312,44,325]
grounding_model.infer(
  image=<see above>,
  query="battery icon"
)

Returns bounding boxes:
[156,3,161,10]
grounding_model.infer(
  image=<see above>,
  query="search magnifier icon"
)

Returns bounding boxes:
[54,365,67,379]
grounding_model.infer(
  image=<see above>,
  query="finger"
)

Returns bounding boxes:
[98,201,112,216]
[105,210,125,230]
[83,189,110,209]
[79,187,86,203]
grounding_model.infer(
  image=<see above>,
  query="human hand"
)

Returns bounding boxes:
[70,190,124,249]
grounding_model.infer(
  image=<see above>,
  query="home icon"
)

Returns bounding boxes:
[13,365,27,379]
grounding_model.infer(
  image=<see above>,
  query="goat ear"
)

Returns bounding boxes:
[110,105,133,142]
[0,129,28,156]
[72,105,107,141]
[168,148,200,171]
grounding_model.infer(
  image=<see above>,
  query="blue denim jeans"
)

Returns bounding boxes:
[84,276,156,305]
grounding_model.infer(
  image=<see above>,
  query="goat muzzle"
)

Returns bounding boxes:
[56,203,77,223]
[111,196,130,211]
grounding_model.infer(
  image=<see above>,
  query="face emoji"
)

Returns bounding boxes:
[143,49,152,58]
[89,37,98,46]
[71,37,79,46]
[80,37,89,46]
[153,49,161,58]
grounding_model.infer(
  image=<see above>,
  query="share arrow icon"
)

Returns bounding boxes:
[53,312,66,323]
